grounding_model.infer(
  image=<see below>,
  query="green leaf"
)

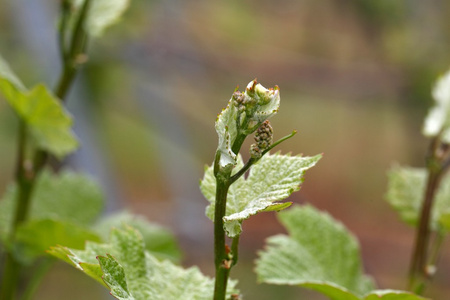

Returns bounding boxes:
[215,80,280,169]
[73,0,130,37]
[364,290,428,300]
[423,69,450,143]
[98,254,134,300]
[386,165,450,231]
[94,212,182,262]
[15,219,101,262]
[0,170,104,241]
[0,55,78,157]
[255,205,428,300]
[255,205,374,298]
[50,226,239,300]
[215,97,239,168]
[201,153,321,237]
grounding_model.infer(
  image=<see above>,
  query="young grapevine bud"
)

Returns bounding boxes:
[215,80,280,169]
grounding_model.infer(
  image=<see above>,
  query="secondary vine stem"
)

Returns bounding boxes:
[408,136,450,293]
[408,168,442,293]
[55,0,91,100]
[0,1,91,298]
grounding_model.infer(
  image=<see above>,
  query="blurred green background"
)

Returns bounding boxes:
[1,0,450,299]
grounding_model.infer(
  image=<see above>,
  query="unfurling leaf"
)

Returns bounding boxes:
[201,153,321,237]
[215,80,280,169]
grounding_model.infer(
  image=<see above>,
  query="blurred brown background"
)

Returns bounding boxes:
[0,0,449,299]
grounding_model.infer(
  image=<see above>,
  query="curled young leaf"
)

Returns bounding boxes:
[215,80,280,169]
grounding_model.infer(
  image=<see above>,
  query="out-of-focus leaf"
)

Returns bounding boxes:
[255,205,428,300]
[15,219,100,262]
[439,212,450,231]
[49,227,239,299]
[0,170,104,241]
[201,153,321,237]
[423,69,450,143]
[255,205,374,298]
[386,165,450,231]
[95,212,181,262]
[73,0,130,37]
[0,54,78,157]
[0,54,26,92]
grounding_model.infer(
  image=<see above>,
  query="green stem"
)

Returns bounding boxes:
[213,178,231,300]
[213,132,248,300]
[58,0,71,61]
[0,121,33,300]
[0,253,21,300]
[231,236,240,267]
[408,169,441,293]
[213,128,296,299]
[408,136,448,293]
[55,0,91,101]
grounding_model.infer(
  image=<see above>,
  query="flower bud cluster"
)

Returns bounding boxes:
[250,120,273,158]
[255,120,273,149]
[232,91,256,113]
